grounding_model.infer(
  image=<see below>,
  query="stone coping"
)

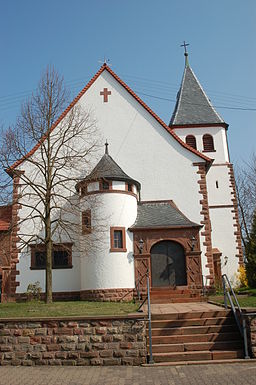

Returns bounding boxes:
[0,312,147,323]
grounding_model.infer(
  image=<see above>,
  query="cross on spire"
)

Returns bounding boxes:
[105,140,109,155]
[180,41,190,56]
[98,56,112,66]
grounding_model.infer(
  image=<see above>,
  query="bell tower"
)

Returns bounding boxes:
[169,47,243,282]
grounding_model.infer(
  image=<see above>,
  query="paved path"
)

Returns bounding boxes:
[148,302,223,315]
[0,363,255,385]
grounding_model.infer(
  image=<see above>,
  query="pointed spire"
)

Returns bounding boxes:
[105,140,109,155]
[169,58,225,126]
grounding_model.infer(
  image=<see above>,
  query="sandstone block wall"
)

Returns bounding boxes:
[247,314,256,358]
[0,315,147,366]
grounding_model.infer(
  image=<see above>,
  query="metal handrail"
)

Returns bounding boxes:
[222,274,250,359]
[146,273,154,364]
[134,269,154,364]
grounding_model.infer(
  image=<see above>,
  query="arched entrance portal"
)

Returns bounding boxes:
[151,241,187,287]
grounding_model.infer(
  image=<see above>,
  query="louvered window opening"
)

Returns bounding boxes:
[203,134,215,152]
[185,135,197,150]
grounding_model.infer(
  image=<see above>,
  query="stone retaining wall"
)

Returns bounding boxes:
[246,313,256,358]
[0,315,147,366]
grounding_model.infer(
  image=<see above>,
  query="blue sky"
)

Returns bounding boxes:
[1,0,255,164]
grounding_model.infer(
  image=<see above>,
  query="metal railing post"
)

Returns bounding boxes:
[222,275,228,309]
[242,315,250,359]
[147,274,154,364]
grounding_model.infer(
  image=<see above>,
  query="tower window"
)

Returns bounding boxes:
[216,181,219,189]
[185,135,197,150]
[203,134,215,152]
[82,210,91,233]
[110,227,127,252]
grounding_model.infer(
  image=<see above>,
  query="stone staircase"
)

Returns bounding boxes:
[148,309,244,364]
[150,288,202,304]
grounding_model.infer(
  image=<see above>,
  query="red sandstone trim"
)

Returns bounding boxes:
[170,122,228,130]
[195,164,214,284]
[83,189,138,199]
[7,175,22,299]
[8,65,211,174]
[209,204,234,209]
[110,227,127,252]
[80,288,134,302]
[227,164,244,265]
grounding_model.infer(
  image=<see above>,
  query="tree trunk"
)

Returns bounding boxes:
[45,232,53,303]
[45,197,53,303]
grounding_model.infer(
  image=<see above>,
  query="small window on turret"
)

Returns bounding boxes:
[185,135,197,150]
[203,134,215,152]
[82,210,91,234]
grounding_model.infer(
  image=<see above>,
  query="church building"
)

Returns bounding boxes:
[0,53,243,302]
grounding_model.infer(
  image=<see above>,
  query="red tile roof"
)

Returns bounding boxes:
[8,64,212,174]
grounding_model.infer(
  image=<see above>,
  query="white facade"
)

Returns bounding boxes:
[11,63,241,296]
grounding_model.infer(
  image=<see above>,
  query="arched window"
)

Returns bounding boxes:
[185,135,197,150]
[203,134,215,152]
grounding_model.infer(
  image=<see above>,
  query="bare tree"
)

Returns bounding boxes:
[235,153,256,249]
[0,66,100,303]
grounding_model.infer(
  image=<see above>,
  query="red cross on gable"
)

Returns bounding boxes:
[100,88,111,102]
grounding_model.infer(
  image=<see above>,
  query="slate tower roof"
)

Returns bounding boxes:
[170,58,226,127]
[83,143,141,189]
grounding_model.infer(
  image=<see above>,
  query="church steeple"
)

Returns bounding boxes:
[169,56,226,127]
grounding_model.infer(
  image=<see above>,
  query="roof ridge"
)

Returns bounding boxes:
[8,63,211,173]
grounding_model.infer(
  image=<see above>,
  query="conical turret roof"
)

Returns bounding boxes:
[170,63,225,126]
[84,144,141,189]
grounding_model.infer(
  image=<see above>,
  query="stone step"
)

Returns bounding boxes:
[151,340,243,353]
[151,310,232,320]
[151,316,235,328]
[151,297,203,304]
[153,350,244,363]
[151,324,238,336]
[151,332,241,345]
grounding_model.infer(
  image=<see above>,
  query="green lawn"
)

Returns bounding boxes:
[209,287,256,308]
[0,301,139,318]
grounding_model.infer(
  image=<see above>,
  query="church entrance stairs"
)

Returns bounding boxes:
[147,303,244,364]
[150,287,202,304]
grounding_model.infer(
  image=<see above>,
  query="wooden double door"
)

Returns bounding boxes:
[151,241,187,287]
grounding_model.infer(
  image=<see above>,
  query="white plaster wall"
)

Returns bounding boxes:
[78,71,203,225]
[207,165,232,206]
[173,126,229,163]
[80,192,137,290]
[210,207,239,280]
[173,125,239,280]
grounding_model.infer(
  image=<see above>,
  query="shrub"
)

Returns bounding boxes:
[236,265,248,288]
[26,281,42,301]
[245,210,256,288]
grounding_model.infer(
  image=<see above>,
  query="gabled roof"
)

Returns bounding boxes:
[130,200,201,229]
[170,63,226,127]
[8,64,212,174]
[77,146,140,190]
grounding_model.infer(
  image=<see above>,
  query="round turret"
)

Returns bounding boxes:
[77,143,140,300]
